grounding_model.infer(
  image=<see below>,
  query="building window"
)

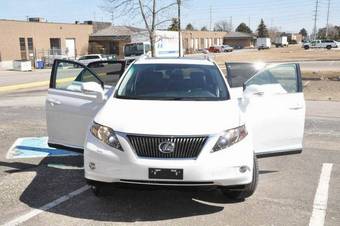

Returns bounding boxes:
[50,38,61,55]
[27,38,34,52]
[200,38,204,49]
[19,37,27,60]
[27,38,34,59]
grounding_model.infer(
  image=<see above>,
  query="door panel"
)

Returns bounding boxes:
[46,89,103,148]
[243,63,305,157]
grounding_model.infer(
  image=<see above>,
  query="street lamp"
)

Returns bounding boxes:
[177,0,181,57]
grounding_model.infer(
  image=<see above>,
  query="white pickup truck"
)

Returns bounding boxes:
[303,40,338,50]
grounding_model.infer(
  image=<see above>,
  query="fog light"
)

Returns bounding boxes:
[89,162,96,170]
[239,166,250,173]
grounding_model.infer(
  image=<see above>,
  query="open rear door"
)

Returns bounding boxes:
[242,63,305,157]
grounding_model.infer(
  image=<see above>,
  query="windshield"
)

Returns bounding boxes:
[115,63,229,101]
[124,43,144,57]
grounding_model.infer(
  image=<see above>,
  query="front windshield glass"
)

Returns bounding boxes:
[115,63,229,100]
[124,43,144,57]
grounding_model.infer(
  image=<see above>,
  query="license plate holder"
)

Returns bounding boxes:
[149,168,183,180]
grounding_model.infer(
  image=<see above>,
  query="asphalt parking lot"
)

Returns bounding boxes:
[0,88,339,226]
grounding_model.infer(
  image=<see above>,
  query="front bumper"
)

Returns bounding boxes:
[84,132,254,187]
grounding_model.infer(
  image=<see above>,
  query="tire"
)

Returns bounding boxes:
[90,184,102,196]
[326,45,332,50]
[221,156,259,200]
[304,45,310,50]
[87,179,103,196]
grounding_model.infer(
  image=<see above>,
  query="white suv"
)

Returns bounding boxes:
[46,58,305,200]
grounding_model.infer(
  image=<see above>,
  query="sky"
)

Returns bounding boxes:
[1,0,340,34]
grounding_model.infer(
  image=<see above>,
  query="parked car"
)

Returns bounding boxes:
[221,45,234,52]
[77,54,107,65]
[303,40,338,50]
[46,57,305,199]
[208,45,233,53]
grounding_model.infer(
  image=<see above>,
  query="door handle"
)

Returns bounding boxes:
[47,98,61,105]
[289,105,303,110]
[253,91,264,96]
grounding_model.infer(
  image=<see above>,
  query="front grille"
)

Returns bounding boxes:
[128,135,208,159]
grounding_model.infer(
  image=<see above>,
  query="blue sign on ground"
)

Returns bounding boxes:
[7,137,82,159]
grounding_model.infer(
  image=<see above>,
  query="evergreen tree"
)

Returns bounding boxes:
[168,18,179,31]
[236,23,252,34]
[257,19,269,37]
[185,23,195,31]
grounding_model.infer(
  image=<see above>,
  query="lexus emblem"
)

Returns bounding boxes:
[158,141,175,154]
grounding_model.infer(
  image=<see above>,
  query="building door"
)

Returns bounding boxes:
[65,38,76,59]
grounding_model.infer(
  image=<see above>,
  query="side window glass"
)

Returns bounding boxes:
[145,44,151,53]
[54,61,101,92]
[245,64,298,93]
[87,61,125,86]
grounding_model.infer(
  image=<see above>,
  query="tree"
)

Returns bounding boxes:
[317,25,340,40]
[185,23,195,31]
[201,26,208,31]
[102,0,181,56]
[299,28,308,38]
[213,20,232,32]
[256,19,269,37]
[235,23,252,34]
[168,18,179,31]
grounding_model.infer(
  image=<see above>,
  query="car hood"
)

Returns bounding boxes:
[94,99,241,136]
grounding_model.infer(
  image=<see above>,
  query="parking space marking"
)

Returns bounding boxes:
[309,163,333,226]
[3,185,90,226]
[6,137,81,159]
[0,77,73,93]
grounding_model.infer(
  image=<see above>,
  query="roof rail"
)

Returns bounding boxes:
[182,54,215,62]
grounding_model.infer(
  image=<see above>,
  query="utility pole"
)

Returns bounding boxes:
[248,16,251,28]
[209,5,212,31]
[326,0,331,38]
[111,11,114,26]
[313,0,319,40]
[177,0,181,57]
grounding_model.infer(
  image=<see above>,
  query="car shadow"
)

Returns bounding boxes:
[0,157,278,223]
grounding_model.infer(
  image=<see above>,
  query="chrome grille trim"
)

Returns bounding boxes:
[127,135,208,159]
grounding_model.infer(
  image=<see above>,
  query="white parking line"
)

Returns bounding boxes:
[309,163,333,226]
[3,185,90,226]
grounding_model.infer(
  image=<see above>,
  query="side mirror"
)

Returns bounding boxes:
[243,84,265,98]
[81,82,104,101]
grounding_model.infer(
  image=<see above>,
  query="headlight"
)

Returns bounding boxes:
[212,125,248,152]
[90,122,123,151]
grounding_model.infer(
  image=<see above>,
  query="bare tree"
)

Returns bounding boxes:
[102,0,180,56]
[213,20,232,32]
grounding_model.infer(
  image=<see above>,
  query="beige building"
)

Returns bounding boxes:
[223,32,256,49]
[0,19,93,66]
[89,26,146,58]
[181,31,227,53]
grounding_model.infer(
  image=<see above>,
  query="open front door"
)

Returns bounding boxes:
[243,63,305,157]
[46,60,126,150]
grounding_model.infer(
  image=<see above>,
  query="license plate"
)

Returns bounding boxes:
[149,168,183,180]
